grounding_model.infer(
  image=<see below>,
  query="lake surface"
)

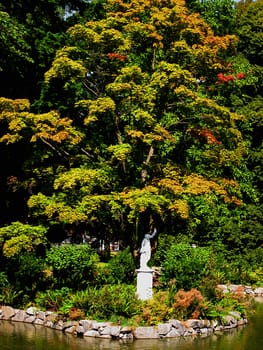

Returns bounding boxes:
[1,300,263,350]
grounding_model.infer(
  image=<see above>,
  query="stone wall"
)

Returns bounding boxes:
[0,285,262,340]
[0,305,248,340]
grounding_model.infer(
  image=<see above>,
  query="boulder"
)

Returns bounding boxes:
[62,321,78,332]
[185,319,203,329]
[24,315,36,323]
[165,328,181,338]
[134,326,159,339]
[26,307,38,316]
[157,323,172,336]
[1,306,16,320]
[168,319,186,335]
[110,326,121,337]
[79,319,93,332]
[12,310,27,322]
[34,318,45,325]
[75,325,85,335]
[84,329,100,337]
[37,311,46,320]
[254,287,263,296]
[100,326,112,335]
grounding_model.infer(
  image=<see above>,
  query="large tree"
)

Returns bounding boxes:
[0,0,261,259]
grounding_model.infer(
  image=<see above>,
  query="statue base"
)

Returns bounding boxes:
[136,268,154,301]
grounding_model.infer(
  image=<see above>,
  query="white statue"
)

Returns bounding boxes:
[139,228,157,270]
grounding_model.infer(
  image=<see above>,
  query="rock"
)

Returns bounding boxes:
[119,332,134,340]
[120,326,133,333]
[64,326,76,334]
[185,319,203,329]
[52,320,63,331]
[200,328,208,334]
[1,306,16,320]
[24,315,36,323]
[228,285,244,293]
[98,334,112,339]
[12,310,27,322]
[165,328,181,338]
[245,286,254,295]
[34,318,45,325]
[254,287,263,296]
[168,319,186,335]
[110,326,121,337]
[134,326,159,339]
[228,311,241,320]
[210,319,219,329]
[183,328,195,336]
[79,319,93,332]
[92,321,111,330]
[100,326,111,335]
[44,320,54,328]
[84,329,100,337]
[76,325,85,335]
[62,321,78,331]
[45,312,57,323]
[238,319,246,326]
[217,285,229,294]
[26,307,38,316]
[214,325,223,332]
[37,311,46,320]
[157,323,172,336]
[222,315,238,328]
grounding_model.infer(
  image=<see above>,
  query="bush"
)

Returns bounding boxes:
[97,248,136,284]
[67,284,141,322]
[46,244,98,290]
[2,252,47,306]
[35,287,71,311]
[172,288,206,320]
[162,243,211,290]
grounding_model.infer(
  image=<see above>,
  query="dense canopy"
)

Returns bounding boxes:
[0,0,262,266]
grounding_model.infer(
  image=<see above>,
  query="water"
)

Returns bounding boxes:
[1,301,263,350]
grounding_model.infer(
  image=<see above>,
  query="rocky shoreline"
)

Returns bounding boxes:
[1,285,263,340]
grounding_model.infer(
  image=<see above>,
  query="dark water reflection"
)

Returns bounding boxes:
[1,301,263,350]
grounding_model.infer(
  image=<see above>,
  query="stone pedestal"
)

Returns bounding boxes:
[136,268,154,301]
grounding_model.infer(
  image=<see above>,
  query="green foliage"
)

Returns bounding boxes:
[46,244,99,290]
[98,248,136,284]
[188,0,237,35]
[35,287,71,311]
[0,0,262,321]
[0,11,33,72]
[152,233,188,266]
[63,284,141,321]
[1,252,49,306]
[0,222,47,258]
[236,0,263,65]
[162,243,212,290]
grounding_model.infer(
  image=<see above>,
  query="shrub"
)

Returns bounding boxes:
[46,244,98,289]
[67,284,141,321]
[140,291,171,325]
[97,248,136,284]
[172,288,206,320]
[35,287,71,311]
[2,252,47,306]
[161,243,211,290]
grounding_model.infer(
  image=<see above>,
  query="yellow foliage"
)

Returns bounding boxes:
[169,199,189,219]
[126,129,144,139]
[108,143,132,161]
[0,98,30,112]
[158,178,184,194]
[45,56,86,84]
